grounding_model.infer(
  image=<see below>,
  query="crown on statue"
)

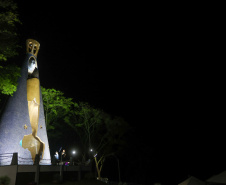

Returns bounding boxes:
[26,39,40,57]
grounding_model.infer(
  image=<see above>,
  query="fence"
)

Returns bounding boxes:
[0,153,13,166]
[0,152,91,185]
[0,153,51,166]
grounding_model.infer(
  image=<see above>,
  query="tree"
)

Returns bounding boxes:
[0,0,21,113]
[0,0,21,94]
[41,87,129,179]
[41,87,74,130]
[65,102,129,179]
[93,114,129,180]
[0,64,20,114]
[64,102,103,161]
[0,0,21,62]
[0,65,20,95]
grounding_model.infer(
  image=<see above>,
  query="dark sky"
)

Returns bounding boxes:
[16,2,224,184]
[17,2,148,122]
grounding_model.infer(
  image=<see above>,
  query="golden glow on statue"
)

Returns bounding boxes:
[20,39,45,163]
[27,78,40,135]
[26,39,40,58]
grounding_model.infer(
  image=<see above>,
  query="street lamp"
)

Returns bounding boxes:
[71,150,76,165]
[72,150,76,155]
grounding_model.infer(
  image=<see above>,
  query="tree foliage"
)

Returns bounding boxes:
[0,64,20,96]
[63,102,128,156]
[41,87,74,130]
[41,87,129,179]
[0,0,21,99]
[0,0,21,62]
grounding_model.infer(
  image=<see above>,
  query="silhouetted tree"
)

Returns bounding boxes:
[41,87,129,179]
[65,102,129,179]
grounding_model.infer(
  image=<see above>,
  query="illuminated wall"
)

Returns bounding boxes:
[0,39,51,165]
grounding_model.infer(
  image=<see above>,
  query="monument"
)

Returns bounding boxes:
[0,39,51,165]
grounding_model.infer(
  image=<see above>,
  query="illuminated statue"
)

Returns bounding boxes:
[0,39,51,165]
[20,39,45,162]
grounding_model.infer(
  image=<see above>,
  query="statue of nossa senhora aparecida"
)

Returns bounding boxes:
[20,39,45,163]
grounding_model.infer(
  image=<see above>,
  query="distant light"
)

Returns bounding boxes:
[90,149,93,152]
[72,150,76,155]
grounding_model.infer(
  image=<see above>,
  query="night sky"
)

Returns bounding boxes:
[15,2,224,184]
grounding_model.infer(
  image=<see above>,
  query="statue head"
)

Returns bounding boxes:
[26,39,40,57]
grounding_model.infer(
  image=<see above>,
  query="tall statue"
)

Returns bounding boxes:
[0,39,51,165]
[20,39,45,162]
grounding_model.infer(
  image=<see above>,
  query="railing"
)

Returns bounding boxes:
[0,153,13,166]
[39,158,51,165]
[0,153,92,184]
[18,156,33,165]
[0,153,51,166]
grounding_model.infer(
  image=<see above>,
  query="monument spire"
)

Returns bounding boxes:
[0,39,51,165]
